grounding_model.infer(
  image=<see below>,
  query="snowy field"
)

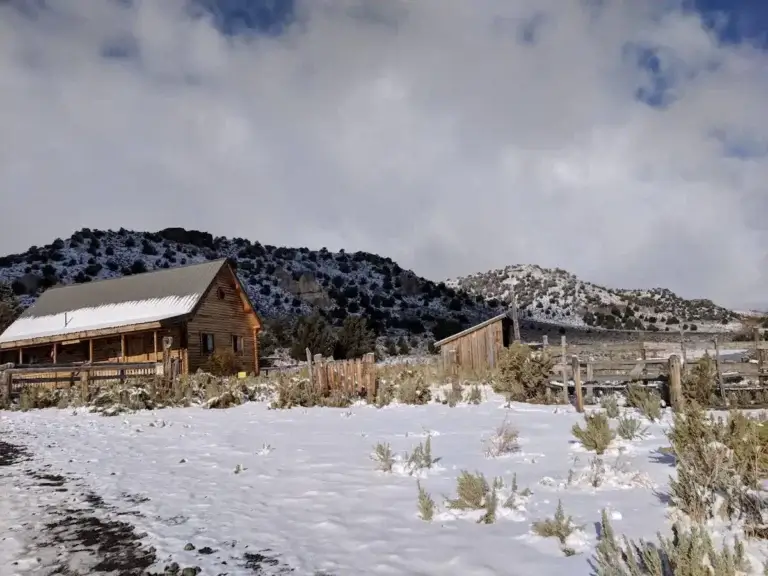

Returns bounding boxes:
[0,392,754,575]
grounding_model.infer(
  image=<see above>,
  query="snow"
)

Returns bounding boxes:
[0,394,696,575]
[0,295,200,343]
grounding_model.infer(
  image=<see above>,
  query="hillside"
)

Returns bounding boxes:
[0,228,497,347]
[0,229,750,355]
[448,264,743,334]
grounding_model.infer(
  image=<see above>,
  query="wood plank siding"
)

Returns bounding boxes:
[439,316,510,372]
[186,266,259,374]
[0,261,261,377]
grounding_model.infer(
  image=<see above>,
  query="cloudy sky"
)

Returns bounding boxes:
[1,0,767,309]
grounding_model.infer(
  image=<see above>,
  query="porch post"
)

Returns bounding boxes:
[88,339,93,363]
[153,331,158,362]
[18,348,22,364]
[52,342,58,364]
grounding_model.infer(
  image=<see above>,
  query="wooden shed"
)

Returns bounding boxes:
[434,312,517,372]
[0,259,261,376]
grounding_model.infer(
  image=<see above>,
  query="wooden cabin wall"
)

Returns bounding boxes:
[440,320,505,373]
[187,268,258,374]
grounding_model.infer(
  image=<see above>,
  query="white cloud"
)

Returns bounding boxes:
[1,0,766,308]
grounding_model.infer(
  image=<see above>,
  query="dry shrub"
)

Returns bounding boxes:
[532,500,580,556]
[406,436,441,472]
[667,403,768,526]
[616,414,648,441]
[601,394,620,418]
[485,418,520,458]
[392,369,431,405]
[572,412,615,455]
[683,354,717,406]
[493,343,557,403]
[271,374,356,409]
[446,470,490,510]
[372,442,395,472]
[204,349,241,376]
[19,386,70,411]
[593,509,750,575]
[417,481,435,521]
[626,383,662,421]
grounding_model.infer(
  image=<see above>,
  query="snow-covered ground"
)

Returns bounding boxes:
[0,394,762,575]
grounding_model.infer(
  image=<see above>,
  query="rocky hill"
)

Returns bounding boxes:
[0,228,498,348]
[0,230,751,357]
[448,264,743,334]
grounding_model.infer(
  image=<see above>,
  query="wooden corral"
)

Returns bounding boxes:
[0,259,261,379]
[434,312,518,373]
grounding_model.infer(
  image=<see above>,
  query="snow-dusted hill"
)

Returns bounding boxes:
[448,264,743,334]
[0,229,751,343]
[0,228,496,343]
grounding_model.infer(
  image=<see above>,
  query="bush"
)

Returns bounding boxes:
[683,354,716,406]
[616,414,648,441]
[626,383,662,421]
[572,412,615,455]
[484,418,520,458]
[417,482,435,521]
[493,343,555,403]
[600,394,620,418]
[289,313,336,360]
[334,316,375,359]
[532,500,579,556]
[666,404,768,525]
[593,509,750,575]
[204,349,240,376]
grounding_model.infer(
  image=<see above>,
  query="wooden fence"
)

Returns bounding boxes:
[0,361,173,404]
[308,352,377,402]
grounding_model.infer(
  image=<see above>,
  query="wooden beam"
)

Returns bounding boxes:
[88,339,93,363]
[668,355,683,412]
[18,348,22,364]
[0,320,167,350]
[153,331,158,363]
[120,334,126,362]
[252,327,259,376]
[52,342,57,364]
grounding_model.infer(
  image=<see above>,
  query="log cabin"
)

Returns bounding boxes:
[0,259,261,375]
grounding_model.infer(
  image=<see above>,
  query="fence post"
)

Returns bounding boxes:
[313,354,324,394]
[305,347,313,389]
[754,327,764,381]
[162,336,172,392]
[0,371,10,407]
[713,338,726,404]
[560,336,568,404]
[668,355,682,412]
[364,352,377,403]
[571,355,583,412]
[80,369,90,403]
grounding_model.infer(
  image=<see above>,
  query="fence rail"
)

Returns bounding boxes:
[0,361,167,404]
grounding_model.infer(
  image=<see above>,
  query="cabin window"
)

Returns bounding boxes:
[201,333,215,354]
[217,287,226,300]
[232,335,244,354]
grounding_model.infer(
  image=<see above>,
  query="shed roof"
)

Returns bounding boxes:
[433,311,511,347]
[0,259,231,345]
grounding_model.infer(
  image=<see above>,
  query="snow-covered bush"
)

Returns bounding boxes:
[592,509,750,575]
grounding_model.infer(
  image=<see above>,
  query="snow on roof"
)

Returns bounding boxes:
[0,259,229,345]
[0,294,201,344]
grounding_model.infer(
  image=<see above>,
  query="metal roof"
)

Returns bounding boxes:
[433,311,511,347]
[0,259,231,344]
